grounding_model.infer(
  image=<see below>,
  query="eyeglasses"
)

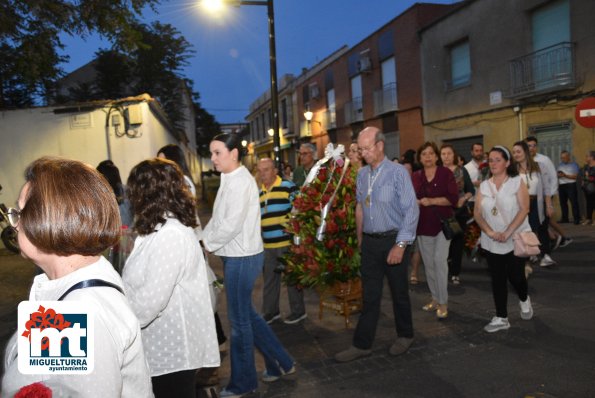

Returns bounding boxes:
[527,143,537,148]
[7,208,20,228]
[357,141,378,154]
[298,151,312,156]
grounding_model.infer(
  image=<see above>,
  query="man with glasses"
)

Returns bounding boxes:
[293,143,317,187]
[335,126,419,362]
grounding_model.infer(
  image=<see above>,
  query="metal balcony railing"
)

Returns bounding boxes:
[344,97,364,124]
[509,42,575,98]
[373,82,398,116]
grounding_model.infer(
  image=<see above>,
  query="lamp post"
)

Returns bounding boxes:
[203,0,281,174]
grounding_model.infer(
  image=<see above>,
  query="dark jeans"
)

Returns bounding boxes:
[152,369,197,398]
[537,213,551,256]
[353,235,413,350]
[485,251,528,318]
[559,183,580,223]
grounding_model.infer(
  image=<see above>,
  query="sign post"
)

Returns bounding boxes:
[575,97,595,128]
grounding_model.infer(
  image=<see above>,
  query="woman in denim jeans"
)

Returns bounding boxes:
[202,133,295,397]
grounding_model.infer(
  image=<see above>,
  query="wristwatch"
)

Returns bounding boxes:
[396,241,409,248]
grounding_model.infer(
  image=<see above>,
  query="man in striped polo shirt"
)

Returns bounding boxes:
[258,158,306,324]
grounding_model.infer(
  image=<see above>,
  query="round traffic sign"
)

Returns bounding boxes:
[575,97,595,128]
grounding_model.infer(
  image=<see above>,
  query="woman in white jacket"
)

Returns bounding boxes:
[203,133,295,397]
[2,157,153,398]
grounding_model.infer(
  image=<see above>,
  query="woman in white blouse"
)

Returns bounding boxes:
[2,157,153,397]
[512,140,554,273]
[124,158,220,398]
[203,133,295,397]
[474,146,534,333]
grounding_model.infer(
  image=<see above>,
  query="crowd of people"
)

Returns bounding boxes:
[2,128,593,397]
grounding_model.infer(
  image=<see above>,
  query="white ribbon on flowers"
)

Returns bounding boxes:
[304,143,345,186]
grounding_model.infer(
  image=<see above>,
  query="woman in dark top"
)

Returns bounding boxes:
[440,144,474,285]
[412,142,459,319]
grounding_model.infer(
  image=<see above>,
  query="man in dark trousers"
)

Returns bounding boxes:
[335,126,419,362]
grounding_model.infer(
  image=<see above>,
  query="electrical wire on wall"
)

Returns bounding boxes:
[104,104,142,139]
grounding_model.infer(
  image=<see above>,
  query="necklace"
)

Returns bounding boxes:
[490,176,508,216]
[365,166,382,207]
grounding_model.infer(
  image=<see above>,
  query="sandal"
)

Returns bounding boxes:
[410,276,419,285]
[422,302,437,312]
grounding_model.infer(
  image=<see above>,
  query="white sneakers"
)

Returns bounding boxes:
[519,296,534,320]
[540,254,556,267]
[485,297,534,332]
[484,316,510,333]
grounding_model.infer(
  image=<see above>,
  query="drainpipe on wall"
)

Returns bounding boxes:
[514,106,523,140]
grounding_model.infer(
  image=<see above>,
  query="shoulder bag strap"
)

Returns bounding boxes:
[58,279,125,301]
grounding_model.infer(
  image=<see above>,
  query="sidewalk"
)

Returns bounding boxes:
[200,198,595,397]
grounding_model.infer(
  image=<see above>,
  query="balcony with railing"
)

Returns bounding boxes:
[373,83,398,116]
[509,42,576,98]
[344,97,364,124]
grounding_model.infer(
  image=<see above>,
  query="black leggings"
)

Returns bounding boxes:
[152,369,197,398]
[448,210,469,277]
[485,251,528,318]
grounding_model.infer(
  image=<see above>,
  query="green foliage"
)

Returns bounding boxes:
[0,0,159,108]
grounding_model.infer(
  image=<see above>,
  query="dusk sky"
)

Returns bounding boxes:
[60,0,456,124]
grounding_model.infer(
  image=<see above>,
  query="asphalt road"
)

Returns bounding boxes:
[1,220,594,397]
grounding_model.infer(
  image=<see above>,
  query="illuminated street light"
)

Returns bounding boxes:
[201,0,281,174]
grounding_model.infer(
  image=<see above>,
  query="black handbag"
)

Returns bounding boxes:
[440,215,463,240]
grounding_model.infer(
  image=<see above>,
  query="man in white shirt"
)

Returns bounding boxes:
[464,142,485,209]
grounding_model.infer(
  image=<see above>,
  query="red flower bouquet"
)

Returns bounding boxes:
[283,153,360,289]
[15,383,52,398]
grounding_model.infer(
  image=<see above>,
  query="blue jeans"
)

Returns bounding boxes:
[222,252,294,394]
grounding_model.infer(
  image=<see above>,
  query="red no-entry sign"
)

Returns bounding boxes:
[575,97,595,128]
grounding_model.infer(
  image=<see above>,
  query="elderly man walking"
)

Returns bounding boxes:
[293,143,317,187]
[335,127,419,362]
[257,158,306,324]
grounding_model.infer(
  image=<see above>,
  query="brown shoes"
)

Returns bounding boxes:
[334,345,372,362]
[389,337,413,356]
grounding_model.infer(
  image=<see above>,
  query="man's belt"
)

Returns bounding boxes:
[363,229,398,239]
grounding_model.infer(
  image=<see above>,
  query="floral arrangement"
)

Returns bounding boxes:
[15,383,52,398]
[283,144,360,289]
[464,221,481,256]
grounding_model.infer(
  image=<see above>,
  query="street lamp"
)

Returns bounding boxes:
[202,0,281,174]
[304,110,313,136]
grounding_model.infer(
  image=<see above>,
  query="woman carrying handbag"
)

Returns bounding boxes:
[474,146,534,333]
